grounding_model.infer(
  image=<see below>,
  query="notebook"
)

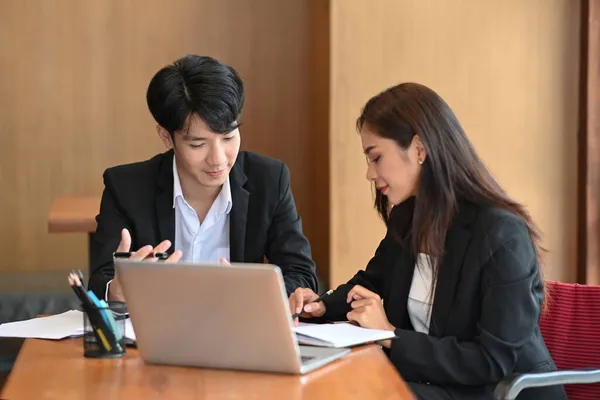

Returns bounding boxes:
[292,322,396,348]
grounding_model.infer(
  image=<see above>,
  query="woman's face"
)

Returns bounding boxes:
[360,125,426,206]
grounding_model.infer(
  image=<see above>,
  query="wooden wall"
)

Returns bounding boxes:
[0,0,582,289]
[579,0,600,285]
[329,0,581,287]
[0,1,328,278]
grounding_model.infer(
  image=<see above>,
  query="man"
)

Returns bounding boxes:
[88,54,318,301]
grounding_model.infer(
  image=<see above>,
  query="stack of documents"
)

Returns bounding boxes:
[292,322,396,348]
[0,310,136,341]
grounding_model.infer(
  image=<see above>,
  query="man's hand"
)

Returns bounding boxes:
[220,257,231,266]
[288,287,326,326]
[346,285,396,348]
[108,228,182,301]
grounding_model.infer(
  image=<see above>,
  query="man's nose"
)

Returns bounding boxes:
[206,144,226,167]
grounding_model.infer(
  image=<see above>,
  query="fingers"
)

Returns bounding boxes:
[289,288,320,326]
[127,239,178,263]
[128,245,155,261]
[220,257,231,266]
[293,290,306,315]
[116,229,132,253]
[346,307,367,325]
[303,301,325,315]
[300,289,326,319]
[165,250,182,263]
[289,290,305,326]
[347,285,380,303]
[350,298,374,309]
[143,240,173,263]
[153,240,172,254]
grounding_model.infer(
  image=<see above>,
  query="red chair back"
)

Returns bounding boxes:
[540,280,600,399]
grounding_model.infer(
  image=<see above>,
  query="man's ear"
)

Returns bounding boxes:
[157,126,174,149]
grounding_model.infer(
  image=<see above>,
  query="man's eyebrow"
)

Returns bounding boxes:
[181,135,205,141]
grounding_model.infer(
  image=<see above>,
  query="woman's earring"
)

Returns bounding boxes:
[418,159,424,165]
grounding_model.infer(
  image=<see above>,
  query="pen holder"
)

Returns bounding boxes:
[82,300,127,358]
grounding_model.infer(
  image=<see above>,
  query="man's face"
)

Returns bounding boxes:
[158,113,241,189]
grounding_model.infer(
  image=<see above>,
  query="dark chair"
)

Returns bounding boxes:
[494,280,600,399]
[0,271,81,392]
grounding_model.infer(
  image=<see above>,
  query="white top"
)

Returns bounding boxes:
[104,157,233,300]
[407,253,436,334]
[172,157,232,264]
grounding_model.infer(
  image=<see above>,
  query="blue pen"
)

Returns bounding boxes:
[87,291,123,341]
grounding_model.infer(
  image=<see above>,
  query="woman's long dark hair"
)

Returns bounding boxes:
[357,83,545,299]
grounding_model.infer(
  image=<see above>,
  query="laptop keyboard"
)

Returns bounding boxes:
[301,355,316,363]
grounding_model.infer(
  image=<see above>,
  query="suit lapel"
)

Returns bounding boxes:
[155,150,176,250]
[229,161,248,262]
[429,203,476,336]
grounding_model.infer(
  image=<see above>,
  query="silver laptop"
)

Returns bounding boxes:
[115,259,350,374]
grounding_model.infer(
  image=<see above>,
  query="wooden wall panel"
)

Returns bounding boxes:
[578,0,600,284]
[329,0,581,287]
[308,0,331,288]
[0,1,327,278]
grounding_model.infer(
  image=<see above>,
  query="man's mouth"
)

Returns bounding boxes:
[205,170,225,177]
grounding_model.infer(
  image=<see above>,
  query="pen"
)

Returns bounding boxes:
[73,269,87,291]
[292,289,334,320]
[68,273,95,312]
[113,252,169,260]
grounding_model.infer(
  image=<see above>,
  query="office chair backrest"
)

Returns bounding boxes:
[540,280,600,399]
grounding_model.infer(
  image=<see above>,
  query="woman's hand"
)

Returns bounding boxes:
[346,285,396,348]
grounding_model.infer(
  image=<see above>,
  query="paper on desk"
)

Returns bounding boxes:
[0,310,137,341]
[293,322,395,348]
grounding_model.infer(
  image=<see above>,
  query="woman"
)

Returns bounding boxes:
[290,83,567,400]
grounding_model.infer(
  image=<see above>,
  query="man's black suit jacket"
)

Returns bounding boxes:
[88,150,318,298]
[321,200,567,400]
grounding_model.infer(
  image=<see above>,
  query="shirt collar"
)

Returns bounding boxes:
[173,156,233,215]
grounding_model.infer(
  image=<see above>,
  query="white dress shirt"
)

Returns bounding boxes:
[172,157,232,263]
[104,157,232,300]
[407,253,436,334]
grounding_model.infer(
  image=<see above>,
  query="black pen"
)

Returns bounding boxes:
[292,289,334,320]
[68,273,95,312]
[113,252,169,260]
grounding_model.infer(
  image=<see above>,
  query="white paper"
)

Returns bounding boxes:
[124,318,135,341]
[293,322,395,348]
[0,310,84,340]
[0,310,137,341]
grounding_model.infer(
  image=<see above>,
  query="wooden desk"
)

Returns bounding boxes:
[1,339,414,399]
[48,196,101,233]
